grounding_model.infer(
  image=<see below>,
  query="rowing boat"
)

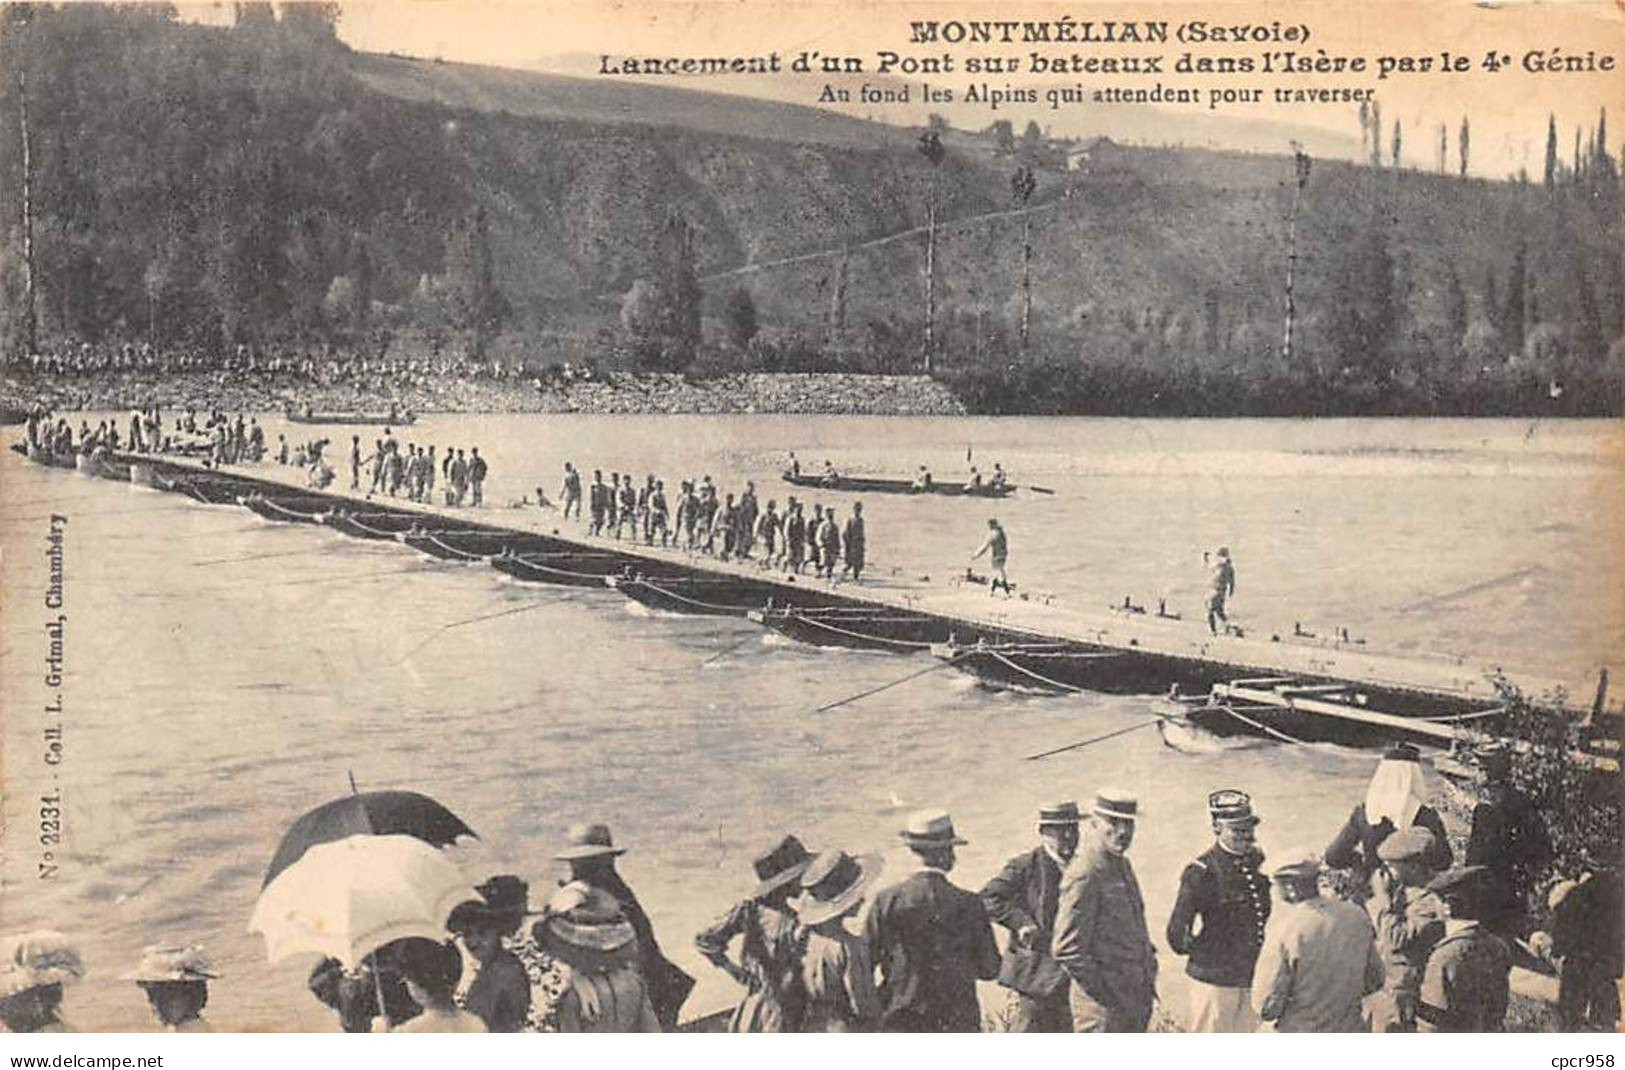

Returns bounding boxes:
[749,604,1024,652]
[320,509,423,540]
[396,526,564,561]
[238,493,327,524]
[490,549,645,588]
[780,472,1015,498]
[285,410,416,426]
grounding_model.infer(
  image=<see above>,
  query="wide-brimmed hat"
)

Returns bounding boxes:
[899,810,968,848]
[535,881,638,971]
[0,931,84,999]
[751,833,816,898]
[121,945,219,984]
[1208,790,1261,827]
[796,850,884,927]
[1036,801,1081,828]
[474,875,532,917]
[1092,788,1140,822]
[1270,849,1321,883]
[553,823,628,862]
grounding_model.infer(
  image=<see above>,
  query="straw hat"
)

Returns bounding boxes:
[899,810,968,848]
[0,931,84,999]
[536,881,638,972]
[1036,801,1082,828]
[1092,788,1140,822]
[121,945,218,984]
[796,850,884,927]
[553,823,628,862]
[749,833,816,898]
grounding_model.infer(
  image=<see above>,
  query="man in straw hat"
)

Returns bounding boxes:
[555,822,692,1029]
[695,832,816,1032]
[1324,743,1452,887]
[866,810,1000,1032]
[123,945,218,1031]
[1251,850,1384,1032]
[1416,866,1512,1032]
[1052,789,1158,1032]
[980,800,1081,1031]
[1366,826,1447,1032]
[0,931,83,1033]
[796,848,884,1031]
[1166,789,1271,1032]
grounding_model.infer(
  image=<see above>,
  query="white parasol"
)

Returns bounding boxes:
[248,834,476,968]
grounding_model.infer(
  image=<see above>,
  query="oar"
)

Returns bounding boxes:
[1026,484,1056,496]
[1023,717,1164,761]
[815,655,963,714]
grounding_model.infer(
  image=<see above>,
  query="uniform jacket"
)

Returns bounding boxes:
[980,845,1067,996]
[1051,831,1157,1016]
[1252,896,1384,1032]
[1416,921,1511,1032]
[866,868,1001,1032]
[1323,803,1452,880]
[1165,843,1272,988]
[1465,789,1552,918]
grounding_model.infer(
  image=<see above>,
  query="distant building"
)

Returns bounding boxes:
[1066,136,1125,171]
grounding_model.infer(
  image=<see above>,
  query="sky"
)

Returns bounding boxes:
[186,0,1623,174]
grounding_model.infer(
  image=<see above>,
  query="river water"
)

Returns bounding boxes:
[1,415,1619,1030]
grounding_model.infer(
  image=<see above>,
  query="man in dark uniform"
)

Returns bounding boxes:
[1465,742,1552,936]
[980,801,1081,1032]
[1416,866,1512,1032]
[1165,790,1271,1031]
[1543,847,1624,1031]
[588,470,607,535]
[866,810,1000,1032]
[843,503,867,582]
[554,822,694,1030]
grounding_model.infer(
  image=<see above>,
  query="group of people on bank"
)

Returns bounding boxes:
[7,740,1614,1035]
[557,463,867,581]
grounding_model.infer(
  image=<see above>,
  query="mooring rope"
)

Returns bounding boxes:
[630,579,746,615]
[788,612,933,650]
[815,654,966,714]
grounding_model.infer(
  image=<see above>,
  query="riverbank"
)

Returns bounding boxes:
[0,370,966,417]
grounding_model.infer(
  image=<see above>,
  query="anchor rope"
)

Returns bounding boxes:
[787,612,933,650]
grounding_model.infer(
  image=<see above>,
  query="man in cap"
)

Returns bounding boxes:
[1416,866,1512,1032]
[866,810,1001,1031]
[970,518,1011,597]
[695,833,815,1032]
[980,801,1081,1031]
[1464,742,1552,936]
[1166,790,1272,1032]
[1324,743,1452,887]
[555,822,693,1029]
[0,931,83,1033]
[124,945,218,1031]
[1366,826,1447,1032]
[1251,851,1384,1032]
[1052,790,1158,1032]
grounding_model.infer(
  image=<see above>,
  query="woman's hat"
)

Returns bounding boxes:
[1092,788,1140,822]
[0,931,84,999]
[536,881,638,972]
[796,850,884,927]
[1208,789,1261,827]
[751,833,816,898]
[475,874,532,916]
[553,823,628,861]
[121,945,218,984]
[899,810,968,848]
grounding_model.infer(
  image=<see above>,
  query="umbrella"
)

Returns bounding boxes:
[262,790,476,888]
[248,834,476,968]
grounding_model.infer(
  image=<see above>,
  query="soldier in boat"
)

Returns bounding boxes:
[990,463,1009,491]
[912,465,933,491]
[964,467,983,493]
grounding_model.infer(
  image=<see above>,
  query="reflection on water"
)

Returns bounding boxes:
[0,416,1618,1029]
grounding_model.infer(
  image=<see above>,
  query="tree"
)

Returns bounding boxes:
[916,130,947,371]
[1503,244,1527,357]
[1438,124,1448,174]
[987,119,1014,154]
[1010,165,1037,354]
[349,234,373,334]
[446,206,510,356]
[724,285,758,350]
[1545,114,1559,190]
[1391,119,1402,169]
[620,211,701,370]
[1445,265,1468,353]
[1369,101,1382,167]
[1459,116,1470,178]
[1326,218,1397,380]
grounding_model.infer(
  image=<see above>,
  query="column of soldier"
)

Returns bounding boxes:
[2,743,1618,1033]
